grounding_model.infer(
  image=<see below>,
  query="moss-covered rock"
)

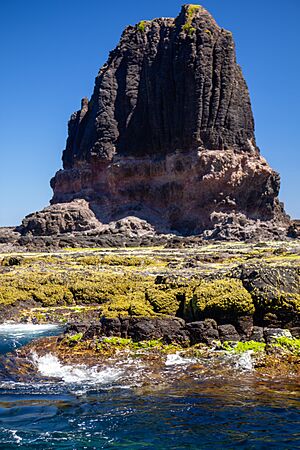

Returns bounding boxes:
[0,286,29,305]
[32,285,74,307]
[272,336,300,356]
[0,256,23,267]
[240,265,300,323]
[189,279,254,322]
[146,287,181,315]
[1,243,300,327]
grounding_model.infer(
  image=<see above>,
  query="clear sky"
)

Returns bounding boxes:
[0,0,299,226]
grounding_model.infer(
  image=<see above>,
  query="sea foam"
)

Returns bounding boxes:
[165,352,197,366]
[235,351,254,371]
[32,352,123,384]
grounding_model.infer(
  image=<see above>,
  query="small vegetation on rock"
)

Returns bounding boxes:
[187,4,201,16]
[190,279,254,321]
[182,4,200,36]
[233,341,266,353]
[182,23,196,35]
[68,333,83,344]
[75,254,155,266]
[273,336,300,355]
[137,20,148,32]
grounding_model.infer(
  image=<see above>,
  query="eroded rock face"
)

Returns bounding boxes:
[51,149,287,236]
[47,4,289,238]
[61,5,255,166]
[20,200,99,236]
[16,199,167,249]
[14,4,292,244]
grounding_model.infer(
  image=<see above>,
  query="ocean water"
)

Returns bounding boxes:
[0,323,63,354]
[0,324,299,449]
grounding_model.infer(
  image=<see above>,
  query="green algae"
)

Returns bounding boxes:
[225,341,266,353]
[68,332,83,344]
[0,242,300,323]
[273,336,300,356]
[190,279,254,320]
[255,291,300,314]
[75,254,156,267]
[222,337,299,357]
[146,287,181,315]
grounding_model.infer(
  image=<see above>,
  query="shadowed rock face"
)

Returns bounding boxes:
[18,5,291,243]
[61,5,255,166]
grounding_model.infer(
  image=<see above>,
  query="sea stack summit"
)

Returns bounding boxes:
[17,5,291,247]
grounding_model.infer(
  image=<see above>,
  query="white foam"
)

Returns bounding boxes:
[235,351,253,371]
[10,430,22,443]
[32,353,123,384]
[165,352,197,366]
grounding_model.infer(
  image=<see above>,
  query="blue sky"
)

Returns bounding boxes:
[0,0,299,226]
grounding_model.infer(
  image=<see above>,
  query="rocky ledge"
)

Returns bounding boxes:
[1,241,299,334]
[13,321,300,383]
[65,316,299,346]
[1,241,299,379]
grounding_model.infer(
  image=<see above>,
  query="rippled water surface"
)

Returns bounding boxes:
[0,324,299,449]
[0,323,64,354]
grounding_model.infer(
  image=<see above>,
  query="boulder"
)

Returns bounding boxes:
[127,317,188,345]
[240,265,300,326]
[250,326,265,343]
[235,316,254,338]
[218,324,240,342]
[186,319,219,345]
[263,328,293,344]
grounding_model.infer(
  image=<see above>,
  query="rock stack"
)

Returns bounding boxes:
[7,5,292,248]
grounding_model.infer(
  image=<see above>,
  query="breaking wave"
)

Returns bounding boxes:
[32,352,123,384]
[165,352,197,366]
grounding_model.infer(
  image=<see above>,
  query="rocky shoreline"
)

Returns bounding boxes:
[1,242,299,331]
[9,321,300,384]
[0,241,299,380]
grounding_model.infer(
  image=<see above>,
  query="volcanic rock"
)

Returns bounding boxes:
[218,324,240,342]
[10,5,292,246]
[20,200,99,236]
[186,319,219,345]
[263,328,293,344]
[288,220,300,239]
[239,264,300,330]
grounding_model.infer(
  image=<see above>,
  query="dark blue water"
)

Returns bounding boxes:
[0,324,64,354]
[0,325,299,449]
